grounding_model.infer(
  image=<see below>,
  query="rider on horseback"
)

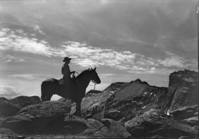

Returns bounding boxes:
[59,57,76,87]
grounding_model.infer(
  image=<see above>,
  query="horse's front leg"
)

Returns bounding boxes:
[76,101,81,117]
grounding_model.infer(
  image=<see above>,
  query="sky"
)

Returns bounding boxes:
[0,0,198,100]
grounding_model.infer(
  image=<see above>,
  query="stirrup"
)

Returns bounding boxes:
[59,80,64,85]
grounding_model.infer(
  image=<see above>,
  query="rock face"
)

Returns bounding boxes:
[78,82,128,118]
[0,100,20,117]
[105,79,168,122]
[9,96,41,108]
[46,115,131,138]
[0,101,131,138]
[125,109,198,138]
[0,96,41,117]
[85,90,102,97]
[166,70,198,111]
[170,105,198,127]
[0,101,71,134]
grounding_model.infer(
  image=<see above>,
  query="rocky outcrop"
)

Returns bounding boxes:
[0,100,20,117]
[0,101,71,134]
[104,79,168,122]
[0,96,41,117]
[46,115,131,138]
[0,69,197,138]
[78,82,128,118]
[0,128,19,138]
[85,90,102,97]
[0,101,131,138]
[170,105,198,127]
[166,70,198,111]
[9,96,41,108]
[125,109,198,138]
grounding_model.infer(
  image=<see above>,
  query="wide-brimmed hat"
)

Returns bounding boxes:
[63,57,72,62]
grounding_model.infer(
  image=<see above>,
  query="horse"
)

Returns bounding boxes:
[41,67,101,116]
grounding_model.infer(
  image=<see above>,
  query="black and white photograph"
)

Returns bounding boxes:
[0,0,198,138]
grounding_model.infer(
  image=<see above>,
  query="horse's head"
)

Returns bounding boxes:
[88,67,101,84]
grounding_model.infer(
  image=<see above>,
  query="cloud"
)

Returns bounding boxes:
[33,25,45,35]
[159,57,184,68]
[0,28,57,56]
[0,28,197,75]
[158,52,198,70]
[9,74,52,80]
[2,55,25,63]
[0,85,22,99]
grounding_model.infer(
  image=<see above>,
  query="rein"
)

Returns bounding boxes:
[92,80,97,90]
[94,82,96,90]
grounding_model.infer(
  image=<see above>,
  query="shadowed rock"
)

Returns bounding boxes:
[0,96,41,117]
[46,115,131,138]
[0,101,71,134]
[0,100,20,117]
[166,70,198,111]
[170,105,198,127]
[10,96,41,108]
[125,109,198,138]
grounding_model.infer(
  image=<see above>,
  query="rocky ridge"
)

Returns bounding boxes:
[0,69,198,138]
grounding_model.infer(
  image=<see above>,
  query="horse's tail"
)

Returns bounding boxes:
[41,81,46,101]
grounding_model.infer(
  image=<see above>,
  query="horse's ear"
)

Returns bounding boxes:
[94,67,96,71]
[88,68,91,71]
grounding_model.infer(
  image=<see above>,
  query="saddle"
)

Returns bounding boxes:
[59,72,77,87]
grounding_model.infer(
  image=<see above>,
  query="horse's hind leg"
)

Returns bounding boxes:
[41,83,52,101]
[46,94,53,101]
[41,93,46,101]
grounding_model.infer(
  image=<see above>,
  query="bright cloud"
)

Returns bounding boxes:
[0,85,22,99]
[33,25,45,35]
[2,55,25,63]
[0,28,197,75]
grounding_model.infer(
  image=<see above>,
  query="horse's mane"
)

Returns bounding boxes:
[77,69,90,78]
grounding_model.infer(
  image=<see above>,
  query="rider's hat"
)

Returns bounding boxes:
[63,57,72,62]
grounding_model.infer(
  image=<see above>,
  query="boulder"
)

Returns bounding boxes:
[170,105,198,127]
[46,115,131,138]
[0,106,131,138]
[10,96,41,108]
[73,82,128,118]
[125,109,198,138]
[85,90,102,97]
[0,97,7,101]
[0,100,20,117]
[0,128,19,138]
[0,101,71,134]
[104,79,168,122]
[170,105,198,120]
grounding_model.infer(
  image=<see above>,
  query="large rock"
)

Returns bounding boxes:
[74,82,128,118]
[0,101,71,134]
[0,128,19,138]
[104,79,168,122]
[170,105,198,127]
[46,115,131,138]
[0,96,41,117]
[0,105,131,138]
[125,109,198,138]
[0,100,20,117]
[165,70,198,111]
[85,90,102,97]
[10,96,41,108]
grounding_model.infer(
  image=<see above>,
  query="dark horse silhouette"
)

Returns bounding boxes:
[41,67,101,116]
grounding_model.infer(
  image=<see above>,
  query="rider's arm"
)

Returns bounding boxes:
[70,71,75,74]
